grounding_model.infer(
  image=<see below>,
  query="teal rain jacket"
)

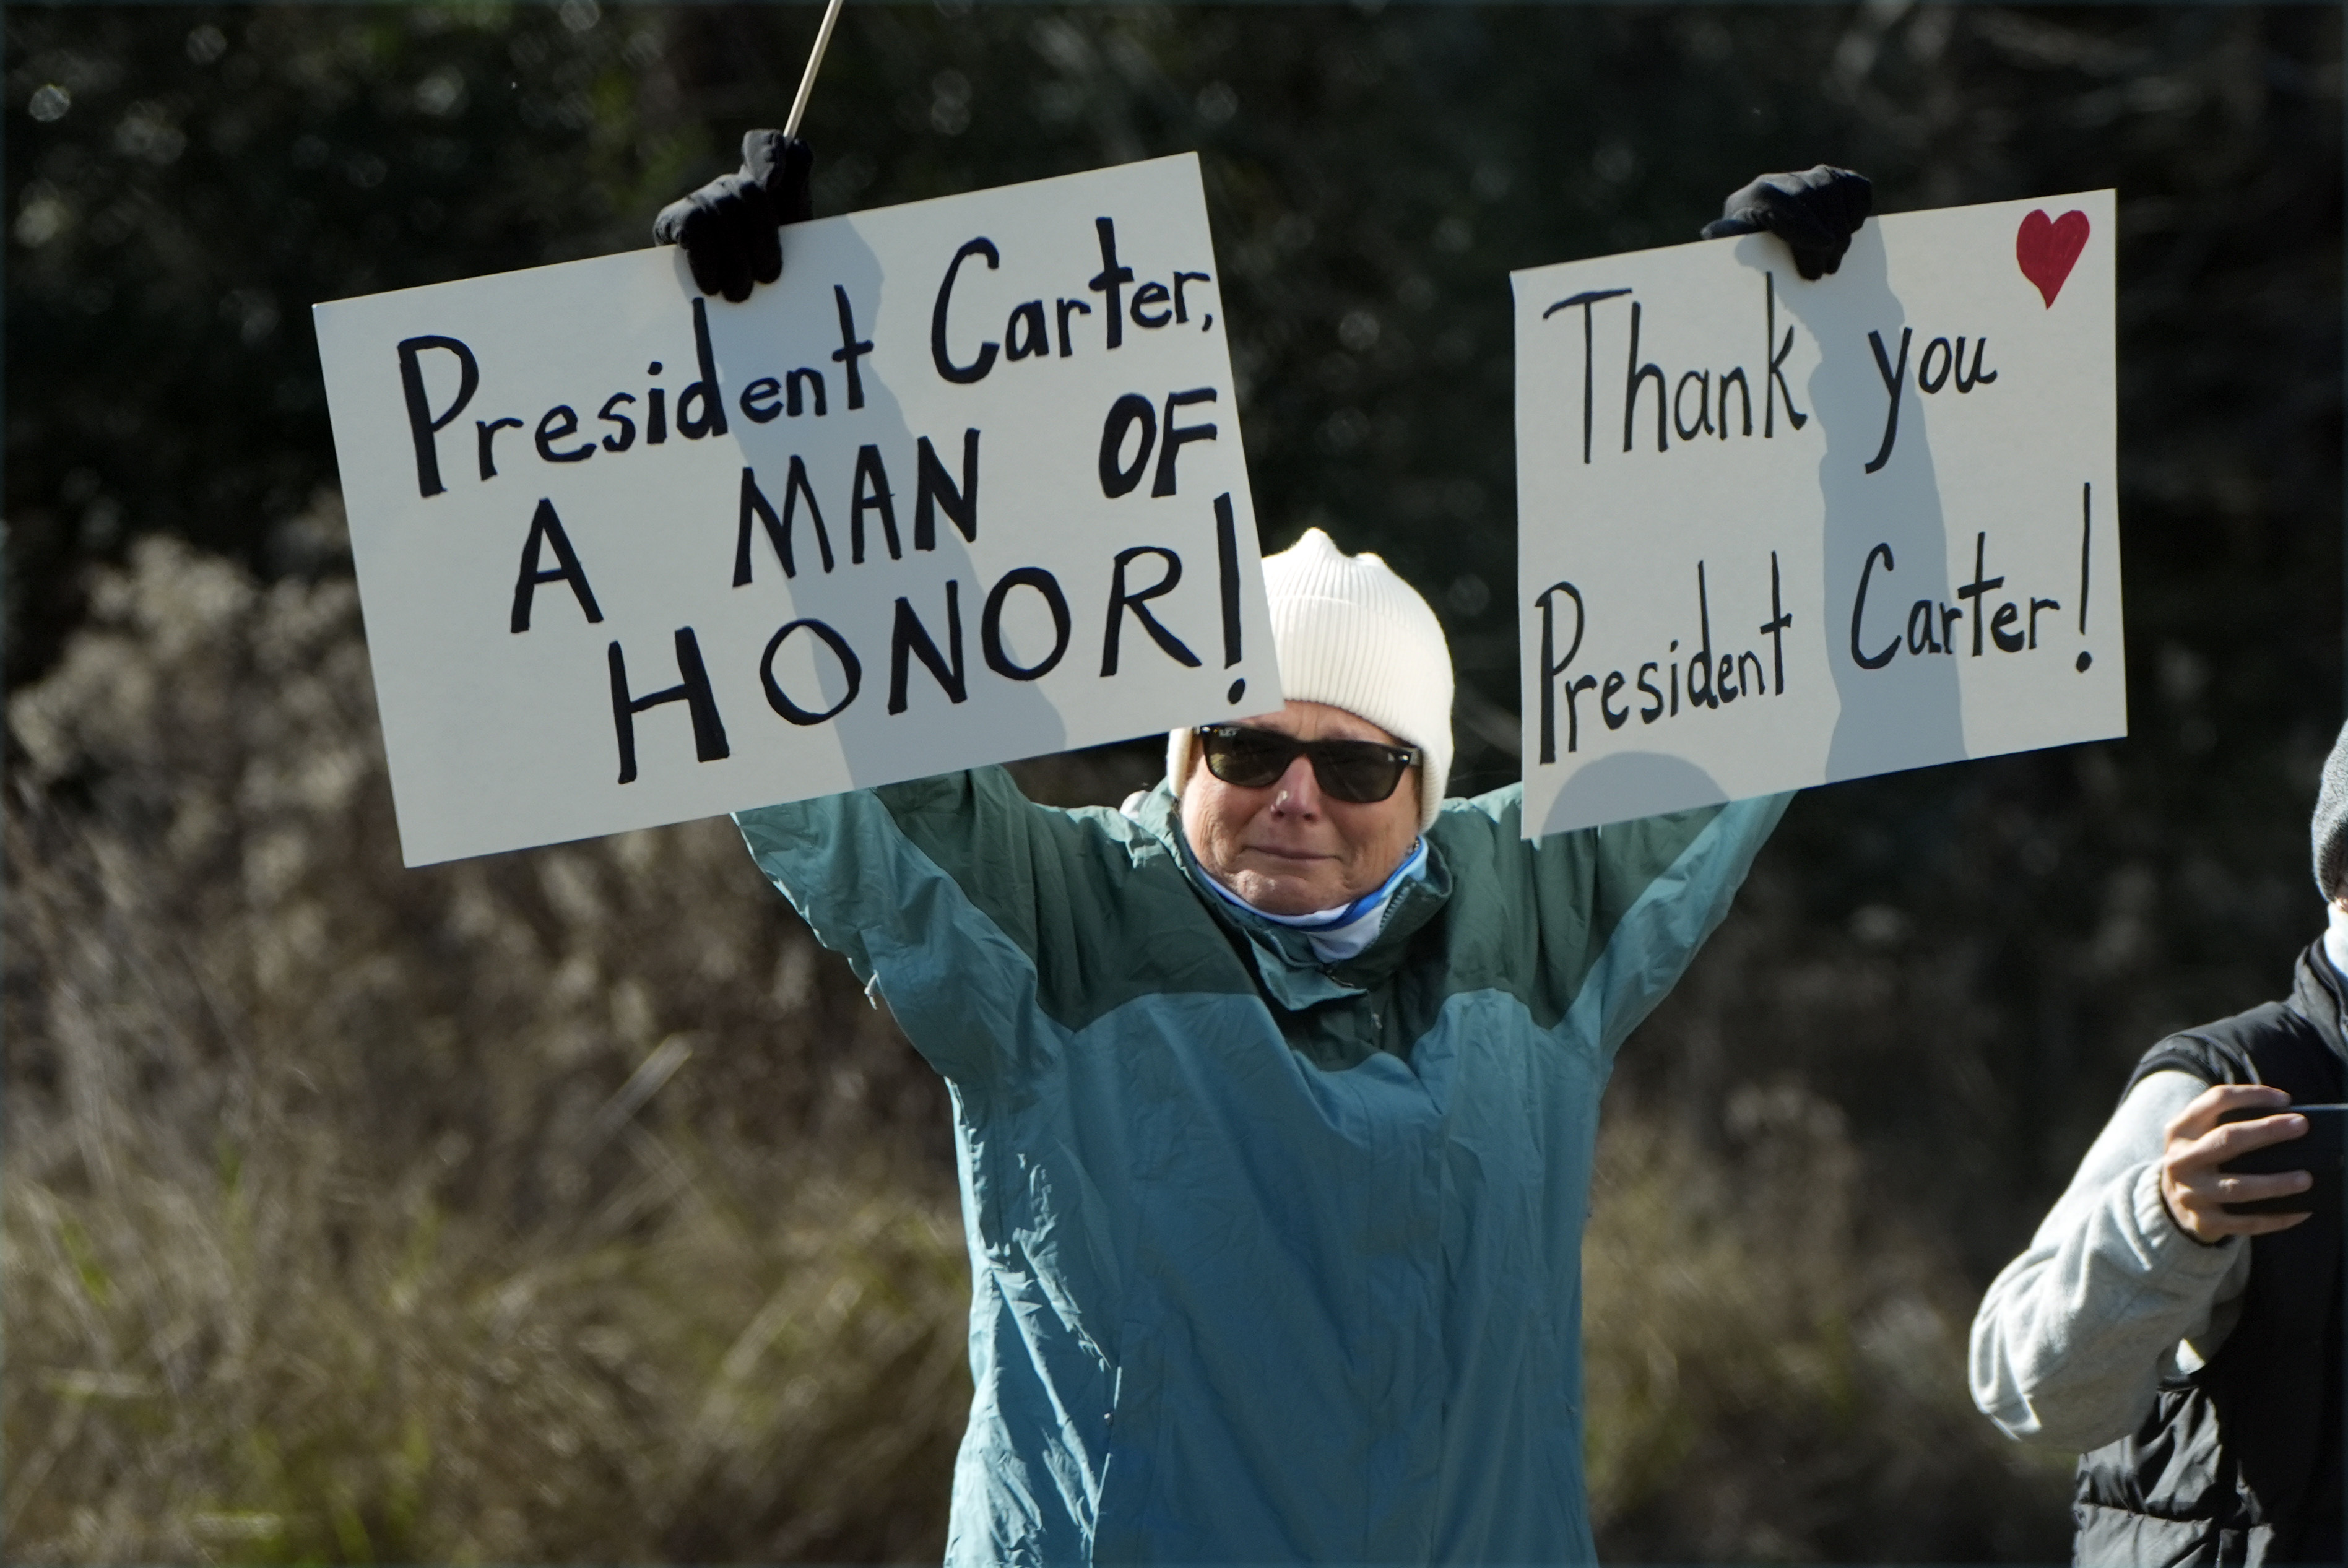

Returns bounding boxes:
[739,769,1787,1566]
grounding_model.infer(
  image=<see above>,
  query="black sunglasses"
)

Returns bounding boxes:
[1193,724,1421,805]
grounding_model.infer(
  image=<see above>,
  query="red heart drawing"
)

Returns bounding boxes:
[2016,209,2090,308]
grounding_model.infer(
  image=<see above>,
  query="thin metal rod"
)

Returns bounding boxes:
[784,0,845,141]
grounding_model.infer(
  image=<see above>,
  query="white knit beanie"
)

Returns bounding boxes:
[1167,527,1454,831]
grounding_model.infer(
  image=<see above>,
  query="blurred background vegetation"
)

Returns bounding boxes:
[4,3,2339,1561]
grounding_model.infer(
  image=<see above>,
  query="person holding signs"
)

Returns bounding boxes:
[665,141,1871,1564]
[1970,725,2348,1562]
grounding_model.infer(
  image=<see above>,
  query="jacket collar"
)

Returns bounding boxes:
[2292,939,2348,1063]
[1130,784,1452,1006]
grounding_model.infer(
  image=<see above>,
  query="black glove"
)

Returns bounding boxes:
[652,130,815,303]
[1700,166,1873,281]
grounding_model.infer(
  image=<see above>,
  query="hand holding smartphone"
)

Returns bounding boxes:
[2219,1102,2347,1216]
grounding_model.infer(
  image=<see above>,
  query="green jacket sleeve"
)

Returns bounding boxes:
[1429,784,1791,1058]
[734,769,1242,1083]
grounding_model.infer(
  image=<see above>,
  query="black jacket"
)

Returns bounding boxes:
[2073,946,2347,1565]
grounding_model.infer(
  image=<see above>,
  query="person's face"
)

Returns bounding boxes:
[1179,700,1422,917]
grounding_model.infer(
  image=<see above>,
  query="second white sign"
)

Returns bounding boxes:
[1514,191,2124,839]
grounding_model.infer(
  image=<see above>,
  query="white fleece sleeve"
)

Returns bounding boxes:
[1967,1070,2253,1450]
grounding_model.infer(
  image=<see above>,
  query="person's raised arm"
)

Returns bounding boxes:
[737,772,1210,1087]
[1969,1078,2308,1448]
[1476,162,1868,1050]
[1431,785,1791,1065]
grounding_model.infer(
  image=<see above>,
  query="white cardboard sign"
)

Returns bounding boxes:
[315,154,1276,866]
[1513,192,2123,839]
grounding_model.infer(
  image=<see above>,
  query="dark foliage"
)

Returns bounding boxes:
[4,5,2341,1559]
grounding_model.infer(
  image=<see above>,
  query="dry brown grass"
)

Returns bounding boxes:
[6,531,2070,1562]
[1583,1081,2074,1561]
[5,534,969,1562]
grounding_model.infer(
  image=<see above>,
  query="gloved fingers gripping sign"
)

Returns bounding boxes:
[1701,165,1876,280]
[650,0,834,302]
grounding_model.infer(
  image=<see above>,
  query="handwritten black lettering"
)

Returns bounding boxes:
[1533,581,1586,763]
[849,444,901,565]
[1954,336,1997,393]
[1764,272,1808,436]
[1954,531,2004,657]
[1684,563,1718,709]
[732,457,833,583]
[534,405,592,464]
[1636,664,1664,723]
[1101,547,1200,675]
[1152,388,1218,497]
[396,334,479,497]
[761,618,861,725]
[1864,327,1910,474]
[675,296,728,439]
[1055,298,1092,358]
[1600,670,1629,729]
[1906,600,1940,655]
[832,287,873,407]
[889,580,968,713]
[1130,280,1172,329]
[734,463,834,583]
[510,497,604,633]
[1718,368,1752,438]
[1172,271,1210,324]
[1757,551,1791,694]
[981,567,1072,680]
[1917,336,1952,394]
[1850,543,1897,669]
[931,242,999,385]
[739,377,783,425]
[1099,394,1156,499]
[1005,300,1049,362]
[610,628,729,782]
[597,392,636,452]
[914,430,981,550]
[1624,301,1668,454]
[476,416,522,480]
[1088,217,1133,349]
[1542,288,1631,466]
[1674,370,1713,441]
[1215,493,1243,669]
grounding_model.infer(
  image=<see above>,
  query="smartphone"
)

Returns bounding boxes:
[2218,1102,2347,1216]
